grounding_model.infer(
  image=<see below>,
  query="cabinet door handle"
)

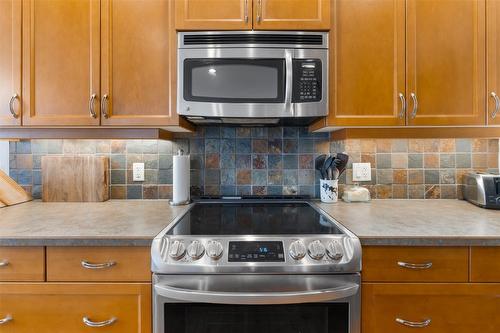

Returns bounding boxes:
[9,94,19,118]
[491,92,500,119]
[396,318,431,328]
[410,92,418,118]
[244,0,248,23]
[81,260,116,269]
[398,93,406,119]
[89,93,97,118]
[397,261,432,269]
[0,315,12,325]
[0,260,9,267]
[257,0,262,23]
[83,317,117,327]
[101,94,109,118]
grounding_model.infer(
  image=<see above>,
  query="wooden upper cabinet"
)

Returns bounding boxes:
[407,0,486,126]
[328,0,405,127]
[0,0,21,126]
[487,0,500,125]
[254,0,330,30]
[175,0,252,30]
[22,0,100,126]
[101,0,176,126]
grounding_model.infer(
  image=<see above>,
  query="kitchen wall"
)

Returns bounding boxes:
[8,127,500,200]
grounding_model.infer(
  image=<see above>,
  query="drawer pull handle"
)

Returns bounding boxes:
[0,315,12,325]
[397,261,432,269]
[396,318,431,328]
[0,260,9,267]
[81,260,116,269]
[83,317,117,327]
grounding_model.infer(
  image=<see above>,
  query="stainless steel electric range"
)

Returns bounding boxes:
[151,197,362,333]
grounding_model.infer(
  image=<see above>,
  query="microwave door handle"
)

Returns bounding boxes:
[154,282,358,305]
[285,50,294,115]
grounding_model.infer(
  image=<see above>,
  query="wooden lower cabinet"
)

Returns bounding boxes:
[0,247,45,282]
[362,283,500,333]
[470,247,500,282]
[0,283,151,333]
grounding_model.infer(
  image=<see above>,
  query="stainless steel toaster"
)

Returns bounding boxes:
[463,173,500,209]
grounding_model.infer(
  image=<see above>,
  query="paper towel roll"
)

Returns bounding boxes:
[172,153,190,204]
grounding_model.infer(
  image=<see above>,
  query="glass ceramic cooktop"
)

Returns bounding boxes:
[167,202,343,235]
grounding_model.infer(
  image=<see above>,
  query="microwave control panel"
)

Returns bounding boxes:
[292,59,322,103]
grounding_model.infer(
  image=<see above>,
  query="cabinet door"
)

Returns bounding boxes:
[22,0,100,126]
[101,0,177,126]
[175,0,252,30]
[0,0,21,126]
[254,0,330,30]
[328,0,405,126]
[0,283,151,333]
[407,0,486,126]
[487,0,500,125]
[363,283,500,333]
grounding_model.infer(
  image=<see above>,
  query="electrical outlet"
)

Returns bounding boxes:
[352,163,371,182]
[132,163,145,181]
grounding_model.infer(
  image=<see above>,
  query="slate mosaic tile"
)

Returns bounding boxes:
[252,154,267,169]
[283,155,298,169]
[268,127,283,138]
[16,141,31,154]
[314,139,330,153]
[251,128,267,138]
[424,154,439,168]
[236,127,251,138]
[376,139,391,153]
[409,139,426,153]
[377,169,393,184]
[237,186,251,195]
[252,186,267,195]
[220,139,236,155]
[47,140,63,154]
[173,139,189,154]
[391,153,408,169]
[33,155,42,169]
[144,169,158,184]
[283,127,299,138]
[237,169,252,185]
[220,153,235,169]
[205,127,221,138]
[111,155,126,169]
[392,139,408,153]
[472,153,488,168]
[236,139,252,154]
[126,154,143,169]
[456,139,472,152]
[221,169,236,185]
[15,154,32,169]
[268,170,283,185]
[235,154,251,169]
[298,155,313,169]
[425,184,440,199]
[283,139,298,153]
[31,140,49,154]
[298,169,315,185]
[283,185,298,195]
[268,139,282,154]
[408,185,425,199]
[205,153,220,169]
[424,170,440,184]
[158,185,173,199]
[376,184,392,199]
[299,185,315,196]
[111,186,126,199]
[205,169,220,185]
[408,170,424,184]
[205,139,219,154]
[189,139,205,154]
[191,170,204,187]
[33,170,42,186]
[252,170,267,185]
[144,154,159,169]
[298,139,314,153]
[392,184,408,199]
[440,154,455,169]
[252,139,268,153]
[221,127,236,138]
[204,185,220,195]
[127,185,143,199]
[268,155,283,169]
[158,140,173,154]
[439,169,456,184]
[408,154,423,169]
[158,169,173,184]
[268,186,283,195]
[283,169,298,185]
[441,185,457,199]
[111,170,126,185]
[376,154,391,169]
[472,139,488,152]
[32,185,42,199]
[17,170,32,185]
[143,185,159,199]
[190,154,203,170]
[220,185,236,195]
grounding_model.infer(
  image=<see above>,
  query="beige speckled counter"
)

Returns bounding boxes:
[313,199,500,246]
[0,200,191,246]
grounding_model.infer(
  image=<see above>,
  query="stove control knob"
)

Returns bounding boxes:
[187,240,205,260]
[307,240,326,260]
[206,240,223,260]
[326,240,343,260]
[169,240,186,260]
[289,240,307,260]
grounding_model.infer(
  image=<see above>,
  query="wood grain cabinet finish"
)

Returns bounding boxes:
[363,283,500,333]
[175,0,252,30]
[407,0,486,126]
[362,246,469,282]
[101,0,177,126]
[0,283,151,333]
[0,0,22,126]
[470,247,500,282]
[328,0,405,126]
[254,0,330,30]
[487,0,500,125]
[46,247,151,282]
[22,0,101,126]
[0,247,44,282]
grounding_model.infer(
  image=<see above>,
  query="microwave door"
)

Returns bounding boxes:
[178,48,293,119]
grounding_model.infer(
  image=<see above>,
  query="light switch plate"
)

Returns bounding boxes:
[352,163,371,182]
[132,163,145,181]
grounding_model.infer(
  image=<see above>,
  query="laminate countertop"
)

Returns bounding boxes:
[1,199,499,247]
[0,200,190,246]
[313,199,500,246]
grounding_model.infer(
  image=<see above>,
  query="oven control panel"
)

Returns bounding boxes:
[292,59,322,103]
[228,241,285,262]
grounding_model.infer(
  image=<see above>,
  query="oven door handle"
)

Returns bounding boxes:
[154,282,358,305]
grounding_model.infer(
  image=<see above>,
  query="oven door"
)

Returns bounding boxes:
[178,48,293,119]
[153,274,360,333]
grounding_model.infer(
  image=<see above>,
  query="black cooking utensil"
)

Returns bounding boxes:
[315,154,327,179]
[323,155,334,180]
[334,153,349,176]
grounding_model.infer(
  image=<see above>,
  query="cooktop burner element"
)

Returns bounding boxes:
[151,199,361,275]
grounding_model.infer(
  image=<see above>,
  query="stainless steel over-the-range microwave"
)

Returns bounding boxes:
[177,31,328,126]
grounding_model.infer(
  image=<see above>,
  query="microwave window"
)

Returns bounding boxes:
[184,59,285,103]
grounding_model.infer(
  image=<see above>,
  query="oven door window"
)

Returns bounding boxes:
[164,303,348,333]
[183,59,286,103]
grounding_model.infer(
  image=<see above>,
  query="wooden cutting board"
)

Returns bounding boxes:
[42,156,109,202]
[0,169,33,206]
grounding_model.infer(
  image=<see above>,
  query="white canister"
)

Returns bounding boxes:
[320,179,338,203]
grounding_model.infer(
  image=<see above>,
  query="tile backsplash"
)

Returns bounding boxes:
[8,127,500,200]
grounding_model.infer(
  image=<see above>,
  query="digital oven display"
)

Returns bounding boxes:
[228,241,285,262]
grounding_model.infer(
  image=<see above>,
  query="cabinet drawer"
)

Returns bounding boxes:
[362,246,468,282]
[471,247,500,282]
[46,247,150,282]
[0,247,45,281]
[362,283,500,333]
[0,283,151,333]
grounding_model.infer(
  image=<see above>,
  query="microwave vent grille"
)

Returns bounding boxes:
[183,33,324,46]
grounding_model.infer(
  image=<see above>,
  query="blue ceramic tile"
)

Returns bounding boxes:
[9,169,18,181]
[283,169,298,185]
[17,169,32,185]
[221,127,236,138]
[189,138,205,154]
[268,186,283,195]
[298,139,314,153]
[237,186,251,195]
[220,154,235,169]
[33,170,42,185]
[283,127,299,138]
[16,141,31,154]
[235,154,251,169]
[205,127,221,138]
[221,169,236,185]
[32,155,42,169]
[251,127,268,138]
[220,185,236,195]
[236,139,251,154]
[252,170,267,185]
[220,139,236,154]
[205,169,220,185]
[268,155,283,169]
[283,139,298,153]
[205,139,220,154]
